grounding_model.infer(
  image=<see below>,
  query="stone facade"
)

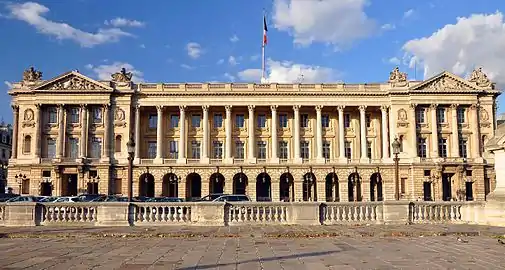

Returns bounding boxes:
[6,66,500,202]
[0,122,13,192]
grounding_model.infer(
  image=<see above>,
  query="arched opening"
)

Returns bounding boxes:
[302,172,316,201]
[465,181,474,201]
[325,173,339,202]
[162,173,179,197]
[186,173,201,201]
[256,173,271,201]
[423,181,433,201]
[279,173,294,202]
[233,173,248,195]
[139,173,155,197]
[348,172,362,202]
[442,173,452,201]
[87,182,99,195]
[23,135,31,154]
[209,173,225,194]
[370,173,383,201]
[40,182,52,196]
[115,135,122,153]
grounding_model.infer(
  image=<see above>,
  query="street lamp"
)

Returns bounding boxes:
[14,174,26,195]
[126,134,135,202]
[88,174,100,195]
[392,137,401,200]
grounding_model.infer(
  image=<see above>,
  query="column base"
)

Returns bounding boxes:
[153,158,163,164]
[200,157,210,164]
[133,158,140,165]
[247,158,257,164]
[31,158,40,164]
[100,157,111,163]
[472,157,484,163]
[360,158,370,164]
[177,158,187,164]
[223,157,234,164]
[292,157,303,164]
[315,157,326,164]
[269,157,280,164]
[338,157,348,163]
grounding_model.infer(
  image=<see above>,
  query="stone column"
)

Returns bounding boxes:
[430,104,439,158]
[471,104,481,159]
[410,104,418,158]
[56,104,65,159]
[34,104,41,161]
[102,104,111,161]
[293,105,302,163]
[225,105,233,163]
[134,105,140,164]
[380,105,390,159]
[201,105,210,164]
[316,105,325,163]
[451,104,460,158]
[177,105,187,163]
[359,105,368,162]
[247,105,256,163]
[11,105,19,159]
[155,105,163,163]
[338,105,346,162]
[270,105,279,163]
[80,104,88,159]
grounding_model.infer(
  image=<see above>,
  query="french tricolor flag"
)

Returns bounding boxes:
[263,15,268,46]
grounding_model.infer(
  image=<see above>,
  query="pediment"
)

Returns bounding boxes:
[409,71,479,91]
[33,71,112,91]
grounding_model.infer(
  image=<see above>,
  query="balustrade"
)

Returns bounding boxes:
[227,202,289,225]
[409,202,463,223]
[322,202,382,224]
[40,203,97,224]
[132,203,191,224]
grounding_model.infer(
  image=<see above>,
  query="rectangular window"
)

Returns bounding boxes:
[323,141,330,159]
[148,114,157,129]
[47,138,56,159]
[257,114,266,128]
[301,114,309,128]
[90,137,102,158]
[235,114,245,128]
[113,178,122,195]
[279,114,288,128]
[322,114,330,128]
[438,138,448,158]
[213,113,223,128]
[279,141,288,159]
[367,141,372,159]
[147,142,157,159]
[257,141,267,159]
[213,141,223,159]
[457,107,466,124]
[170,114,179,128]
[344,113,351,128]
[365,114,371,128]
[235,141,244,159]
[92,107,102,123]
[48,107,57,124]
[418,137,427,158]
[459,138,468,158]
[345,141,352,159]
[437,107,446,123]
[416,108,425,123]
[191,114,201,128]
[401,178,407,194]
[169,140,178,159]
[301,141,309,159]
[191,141,201,159]
[68,138,79,159]
[69,107,80,124]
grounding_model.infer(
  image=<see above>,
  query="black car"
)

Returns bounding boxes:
[147,197,183,203]
[0,193,19,202]
[77,194,106,202]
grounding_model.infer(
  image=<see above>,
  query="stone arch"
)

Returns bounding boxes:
[139,173,155,197]
[256,172,272,201]
[325,172,339,202]
[302,172,316,201]
[348,172,362,202]
[209,173,225,194]
[279,172,294,202]
[186,173,202,201]
[370,172,383,201]
[232,172,248,195]
[162,173,179,197]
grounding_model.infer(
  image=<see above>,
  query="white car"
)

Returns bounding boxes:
[50,197,80,213]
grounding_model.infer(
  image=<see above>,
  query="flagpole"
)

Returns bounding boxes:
[261,10,267,83]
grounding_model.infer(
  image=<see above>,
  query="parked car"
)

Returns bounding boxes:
[6,196,43,203]
[38,196,58,202]
[0,193,19,202]
[199,194,251,202]
[147,197,183,203]
[103,196,129,202]
[77,194,106,202]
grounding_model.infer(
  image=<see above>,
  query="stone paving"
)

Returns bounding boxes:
[0,225,505,269]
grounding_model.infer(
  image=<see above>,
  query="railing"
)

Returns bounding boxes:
[409,202,463,223]
[322,202,382,224]
[40,203,97,225]
[227,202,289,225]
[132,203,192,225]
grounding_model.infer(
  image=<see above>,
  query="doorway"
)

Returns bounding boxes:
[442,173,452,201]
[41,182,52,196]
[62,174,78,196]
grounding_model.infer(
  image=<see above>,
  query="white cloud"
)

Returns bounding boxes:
[85,62,144,82]
[139,44,146,49]
[403,9,415,19]
[381,23,396,31]
[272,0,375,48]
[250,54,260,61]
[186,42,203,59]
[6,2,133,47]
[402,11,505,85]
[224,73,235,82]
[229,34,239,43]
[4,81,13,88]
[388,57,401,65]
[216,59,224,65]
[104,17,145,28]
[228,56,238,66]
[238,58,338,83]
[180,64,195,70]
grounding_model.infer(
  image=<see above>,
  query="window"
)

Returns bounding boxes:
[147,142,157,158]
[279,114,288,128]
[344,114,351,128]
[48,107,57,124]
[213,113,223,128]
[365,114,371,128]
[416,107,425,123]
[323,141,330,159]
[21,179,30,195]
[115,135,122,153]
[235,114,244,128]
[191,114,201,128]
[69,107,79,124]
[42,171,51,178]
[366,141,372,159]
[301,141,309,159]
[322,114,330,128]
[438,138,448,158]
[2,134,6,143]
[401,178,407,194]
[191,141,201,159]
[213,141,223,159]
[235,141,244,159]
[257,141,267,159]
[301,114,309,128]
[399,135,404,152]
[170,115,179,128]
[113,178,122,195]
[437,107,446,123]
[68,138,79,159]
[90,137,102,158]
[148,114,157,129]
[23,135,32,154]
[344,141,352,159]
[457,107,466,124]
[418,138,427,158]
[279,141,288,159]
[459,138,468,158]
[169,140,178,159]
[92,107,102,123]
[47,138,56,158]
[481,135,487,154]
[257,114,266,128]
[1,149,5,159]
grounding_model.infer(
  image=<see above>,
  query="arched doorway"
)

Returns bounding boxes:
[279,173,294,202]
[325,173,339,202]
[233,173,248,195]
[139,173,155,197]
[162,173,179,197]
[370,173,383,201]
[348,172,362,202]
[186,173,202,201]
[256,172,271,201]
[302,172,316,201]
[209,173,225,194]
[40,182,53,196]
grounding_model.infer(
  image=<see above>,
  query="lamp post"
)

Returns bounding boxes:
[392,137,401,200]
[126,135,135,202]
[88,174,100,195]
[14,173,26,195]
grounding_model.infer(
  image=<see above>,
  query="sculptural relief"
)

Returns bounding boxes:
[397,108,408,127]
[22,108,35,127]
[388,67,408,87]
[48,76,106,90]
[114,108,126,127]
[111,68,133,83]
[425,76,465,90]
[469,67,492,87]
[22,66,43,82]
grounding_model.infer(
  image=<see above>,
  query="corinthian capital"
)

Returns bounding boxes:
[358,105,367,112]
[225,105,233,112]
[293,105,301,111]
[156,105,164,111]
[179,105,186,112]
[270,105,278,112]
[380,105,389,112]
[202,105,209,112]
[315,105,323,111]
[429,104,438,110]
[248,105,255,111]
[337,105,345,111]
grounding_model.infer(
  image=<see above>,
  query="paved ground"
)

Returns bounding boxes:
[1,225,505,269]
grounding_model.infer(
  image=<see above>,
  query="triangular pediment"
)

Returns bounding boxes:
[34,71,112,91]
[409,71,479,91]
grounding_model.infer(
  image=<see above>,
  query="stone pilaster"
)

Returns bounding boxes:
[471,104,481,159]
[102,104,111,162]
[410,104,418,158]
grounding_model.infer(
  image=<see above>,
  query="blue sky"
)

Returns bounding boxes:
[1,0,505,124]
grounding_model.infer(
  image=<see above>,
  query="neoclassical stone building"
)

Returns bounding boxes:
[6,66,499,202]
